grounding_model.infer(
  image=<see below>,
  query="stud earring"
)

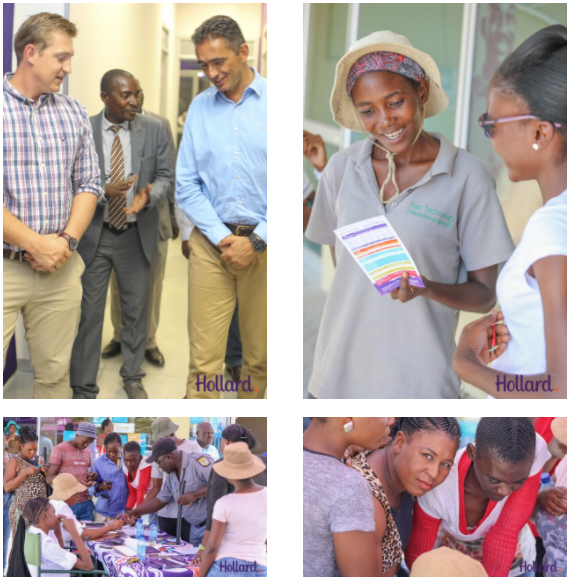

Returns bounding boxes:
[343,421,354,433]
[532,143,539,150]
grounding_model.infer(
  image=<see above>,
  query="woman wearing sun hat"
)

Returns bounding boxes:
[49,473,124,542]
[199,442,267,577]
[535,417,567,577]
[305,31,515,399]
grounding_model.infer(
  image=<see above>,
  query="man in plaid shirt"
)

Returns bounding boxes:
[3,13,102,398]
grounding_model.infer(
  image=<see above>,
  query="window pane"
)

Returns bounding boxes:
[305,3,349,126]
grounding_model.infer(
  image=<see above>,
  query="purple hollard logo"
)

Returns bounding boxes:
[520,561,561,574]
[495,375,558,393]
[196,375,258,393]
[219,560,262,573]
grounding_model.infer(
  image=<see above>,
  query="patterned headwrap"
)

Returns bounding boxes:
[346,51,426,96]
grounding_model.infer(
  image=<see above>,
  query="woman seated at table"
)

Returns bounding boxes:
[122,441,152,510]
[199,443,267,577]
[49,473,124,541]
[92,433,129,522]
[24,496,94,576]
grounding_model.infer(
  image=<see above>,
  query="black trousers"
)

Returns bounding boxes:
[158,516,191,543]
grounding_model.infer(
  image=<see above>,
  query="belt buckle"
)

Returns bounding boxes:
[236,225,253,237]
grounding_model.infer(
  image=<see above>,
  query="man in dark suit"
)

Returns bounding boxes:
[70,69,173,399]
[102,83,178,368]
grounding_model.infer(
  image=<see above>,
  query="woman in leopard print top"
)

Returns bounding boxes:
[3,426,47,537]
[351,418,461,575]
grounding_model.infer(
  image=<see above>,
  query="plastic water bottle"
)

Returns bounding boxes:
[135,518,144,540]
[540,472,553,491]
[149,520,158,544]
[137,537,146,562]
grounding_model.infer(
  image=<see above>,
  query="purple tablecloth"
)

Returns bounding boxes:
[84,527,200,577]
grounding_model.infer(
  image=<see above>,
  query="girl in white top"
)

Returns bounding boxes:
[24,496,94,577]
[200,443,267,577]
[454,25,567,398]
[49,473,123,542]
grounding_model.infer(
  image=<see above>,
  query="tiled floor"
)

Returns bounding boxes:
[303,244,486,399]
[3,238,261,399]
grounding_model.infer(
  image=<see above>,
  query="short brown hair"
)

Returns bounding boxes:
[14,12,77,65]
[191,15,245,54]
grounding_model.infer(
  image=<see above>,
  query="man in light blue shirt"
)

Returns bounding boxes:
[176,16,267,400]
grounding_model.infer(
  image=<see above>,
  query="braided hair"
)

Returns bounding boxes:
[23,497,50,526]
[391,418,462,448]
[103,432,122,447]
[19,426,38,445]
[475,417,536,465]
[222,424,258,450]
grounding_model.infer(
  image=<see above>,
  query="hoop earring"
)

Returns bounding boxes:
[344,421,354,433]
[532,143,539,150]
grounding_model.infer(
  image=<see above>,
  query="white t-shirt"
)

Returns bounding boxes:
[212,487,267,566]
[555,455,567,488]
[303,171,313,201]
[418,434,550,576]
[50,500,84,543]
[492,191,567,375]
[28,525,78,577]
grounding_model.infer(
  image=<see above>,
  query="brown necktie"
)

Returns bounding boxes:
[108,125,127,229]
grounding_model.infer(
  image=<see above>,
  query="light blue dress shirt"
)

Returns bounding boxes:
[175,69,267,245]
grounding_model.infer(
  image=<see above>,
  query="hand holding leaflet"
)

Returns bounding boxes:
[335,215,424,296]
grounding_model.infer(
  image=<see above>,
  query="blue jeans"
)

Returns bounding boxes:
[206,558,267,577]
[517,572,535,577]
[3,491,13,573]
[71,499,95,521]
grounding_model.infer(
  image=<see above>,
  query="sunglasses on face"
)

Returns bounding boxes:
[478,112,562,139]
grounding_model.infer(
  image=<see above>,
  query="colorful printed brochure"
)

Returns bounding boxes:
[334,215,424,296]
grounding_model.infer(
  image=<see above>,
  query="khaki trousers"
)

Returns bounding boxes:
[3,252,84,399]
[110,238,169,350]
[186,229,266,399]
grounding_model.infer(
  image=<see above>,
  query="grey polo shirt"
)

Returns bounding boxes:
[156,451,213,524]
[305,133,515,398]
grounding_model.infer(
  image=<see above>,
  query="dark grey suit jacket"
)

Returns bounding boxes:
[145,110,177,241]
[78,111,173,267]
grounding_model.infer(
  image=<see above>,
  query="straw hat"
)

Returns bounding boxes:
[49,473,88,502]
[411,547,488,577]
[213,442,265,480]
[551,418,566,446]
[330,31,449,132]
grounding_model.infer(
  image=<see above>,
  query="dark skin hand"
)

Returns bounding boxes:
[104,175,137,199]
[389,267,498,313]
[538,487,567,516]
[454,256,567,398]
[182,240,190,259]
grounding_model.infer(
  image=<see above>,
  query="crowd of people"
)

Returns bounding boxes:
[304,24,566,398]
[4,418,268,577]
[303,417,567,577]
[3,10,267,400]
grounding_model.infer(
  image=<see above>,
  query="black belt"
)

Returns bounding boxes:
[224,223,256,237]
[3,249,29,263]
[103,222,138,234]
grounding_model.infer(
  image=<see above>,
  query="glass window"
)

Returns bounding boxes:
[305,3,349,125]
[357,3,464,143]
[466,3,566,244]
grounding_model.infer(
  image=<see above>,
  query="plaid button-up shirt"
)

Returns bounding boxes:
[3,73,103,251]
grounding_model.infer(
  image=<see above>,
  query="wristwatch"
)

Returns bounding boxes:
[248,233,267,253]
[58,231,79,251]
